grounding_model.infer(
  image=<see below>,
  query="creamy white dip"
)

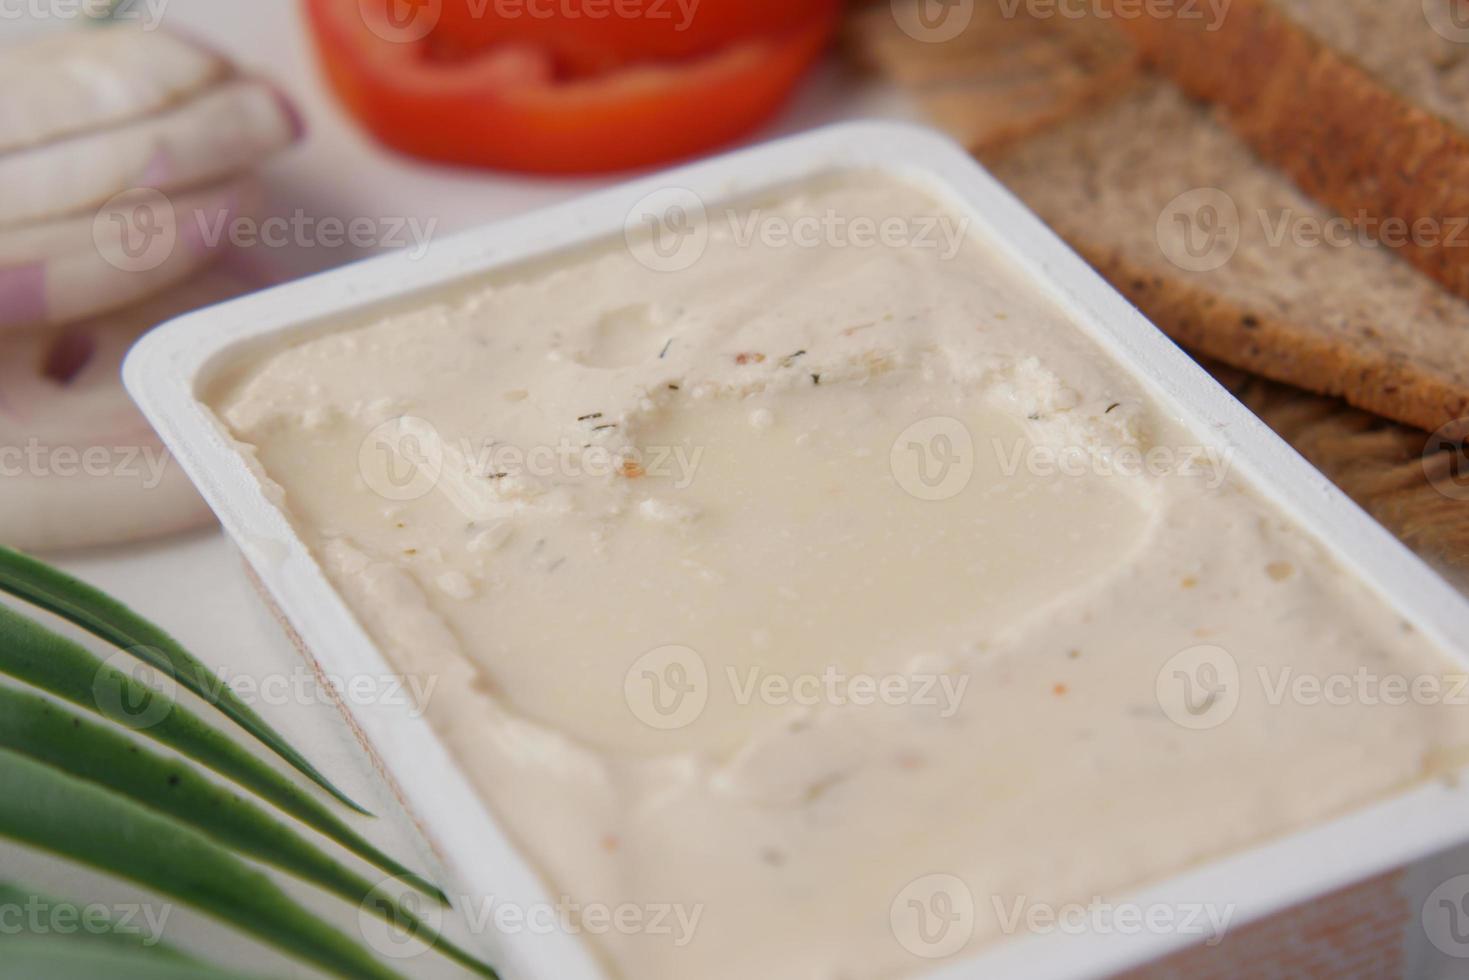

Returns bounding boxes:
[210,173,1469,980]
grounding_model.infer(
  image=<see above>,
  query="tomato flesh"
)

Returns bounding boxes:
[306,0,838,173]
[431,0,836,74]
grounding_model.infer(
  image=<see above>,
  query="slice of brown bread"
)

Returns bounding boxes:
[982,80,1469,439]
[851,2,1469,436]
[1101,0,1469,302]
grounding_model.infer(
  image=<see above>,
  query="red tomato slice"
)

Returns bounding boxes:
[304,0,837,174]
[430,0,836,75]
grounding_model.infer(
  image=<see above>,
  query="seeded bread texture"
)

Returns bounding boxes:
[1275,0,1469,126]
[984,81,1469,439]
[1103,0,1469,302]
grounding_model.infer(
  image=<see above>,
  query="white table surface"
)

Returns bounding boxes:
[6,4,1469,978]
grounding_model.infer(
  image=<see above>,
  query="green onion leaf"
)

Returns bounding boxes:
[0,687,496,977]
[0,748,406,980]
[0,546,367,815]
[0,881,195,963]
[0,605,447,904]
[0,940,260,980]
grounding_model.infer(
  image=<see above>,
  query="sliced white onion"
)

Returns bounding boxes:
[0,79,300,228]
[0,27,227,154]
[0,175,262,330]
[0,269,256,552]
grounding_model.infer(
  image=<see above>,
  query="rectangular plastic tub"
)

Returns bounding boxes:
[125,122,1469,980]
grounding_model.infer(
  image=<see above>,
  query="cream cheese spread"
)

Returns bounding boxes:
[209,173,1469,980]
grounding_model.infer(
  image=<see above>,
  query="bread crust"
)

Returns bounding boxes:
[1102,0,1469,303]
[1072,240,1469,439]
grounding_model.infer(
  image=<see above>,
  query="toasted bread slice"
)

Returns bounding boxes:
[984,81,1469,438]
[854,3,1469,436]
[1102,0,1469,302]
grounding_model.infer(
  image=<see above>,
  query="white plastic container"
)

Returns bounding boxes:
[125,122,1469,980]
